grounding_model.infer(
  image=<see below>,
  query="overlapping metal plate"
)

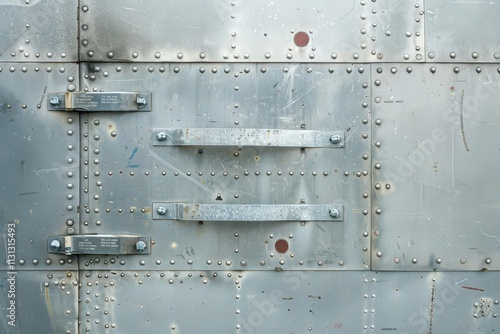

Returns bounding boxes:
[0,0,78,62]
[372,63,500,270]
[79,0,424,63]
[79,270,500,333]
[77,63,371,271]
[0,63,79,271]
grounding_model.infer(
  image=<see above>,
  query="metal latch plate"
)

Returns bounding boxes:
[48,235,151,255]
[152,203,344,221]
[48,92,152,112]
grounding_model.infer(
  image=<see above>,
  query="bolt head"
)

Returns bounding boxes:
[330,134,342,144]
[329,208,340,218]
[156,206,167,215]
[157,132,167,141]
[136,241,147,252]
[50,239,61,250]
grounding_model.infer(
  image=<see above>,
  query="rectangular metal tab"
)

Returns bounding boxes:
[153,128,344,148]
[47,92,152,112]
[48,235,151,255]
[152,203,343,221]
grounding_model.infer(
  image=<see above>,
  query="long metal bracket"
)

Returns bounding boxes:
[48,92,152,112]
[153,128,344,148]
[48,235,151,255]
[152,203,344,221]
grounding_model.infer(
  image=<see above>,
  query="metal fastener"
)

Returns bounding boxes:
[157,132,167,141]
[49,96,60,107]
[329,208,340,218]
[136,241,147,252]
[330,134,342,144]
[136,97,147,108]
[156,206,167,215]
[50,239,61,251]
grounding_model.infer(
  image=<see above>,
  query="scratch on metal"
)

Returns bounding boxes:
[459,90,470,152]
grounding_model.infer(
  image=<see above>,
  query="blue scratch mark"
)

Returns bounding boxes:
[127,146,140,168]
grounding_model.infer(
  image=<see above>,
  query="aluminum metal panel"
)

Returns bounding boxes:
[0,0,78,63]
[0,270,78,333]
[78,63,371,271]
[372,64,500,270]
[79,270,500,333]
[425,0,500,63]
[79,0,424,63]
[0,63,79,271]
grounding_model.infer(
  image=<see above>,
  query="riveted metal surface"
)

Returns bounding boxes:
[425,0,500,63]
[0,0,78,63]
[79,270,500,333]
[372,63,500,271]
[79,0,424,63]
[0,63,79,271]
[77,63,371,271]
[0,270,78,333]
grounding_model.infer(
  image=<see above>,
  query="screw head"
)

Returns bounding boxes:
[136,241,147,252]
[50,239,61,251]
[329,208,340,218]
[136,97,147,107]
[156,206,167,215]
[157,132,167,141]
[49,96,60,107]
[330,134,342,144]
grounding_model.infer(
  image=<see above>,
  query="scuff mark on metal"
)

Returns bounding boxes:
[427,281,435,334]
[308,295,321,299]
[459,89,470,152]
[461,286,485,292]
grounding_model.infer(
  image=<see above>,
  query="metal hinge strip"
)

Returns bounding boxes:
[152,203,344,221]
[153,128,344,148]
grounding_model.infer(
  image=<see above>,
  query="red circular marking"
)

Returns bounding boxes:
[275,239,289,253]
[294,31,310,47]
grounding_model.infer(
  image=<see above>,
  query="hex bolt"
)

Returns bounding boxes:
[329,208,340,218]
[136,241,147,252]
[136,97,147,108]
[50,239,61,251]
[49,96,60,107]
[157,132,167,141]
[330,134,342,144]
[156,206,167,215]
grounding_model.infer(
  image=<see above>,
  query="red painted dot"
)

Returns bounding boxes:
[294,31,310,47]
[275,239,289,253]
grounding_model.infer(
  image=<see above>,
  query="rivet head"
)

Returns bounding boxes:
[376,251,382,257]
[460,257,466,264]
[412,258,418,264]
[485,258,492,264]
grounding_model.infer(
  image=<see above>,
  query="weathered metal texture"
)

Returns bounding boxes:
[372,63,500,271]
[79,0,424,63]
[0,0,78,63]
[425,0,500,63]
[78,63,371,271]
[79,270,500,333]
[0,63,79,271]
[0,270,78,333]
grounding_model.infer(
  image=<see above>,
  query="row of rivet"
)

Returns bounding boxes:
[80,258,349,268]
[371,253,495,265]
[0,51,68,58]
[84,65,367,74]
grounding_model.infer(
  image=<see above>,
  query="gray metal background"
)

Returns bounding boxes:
[1,0,500,333]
